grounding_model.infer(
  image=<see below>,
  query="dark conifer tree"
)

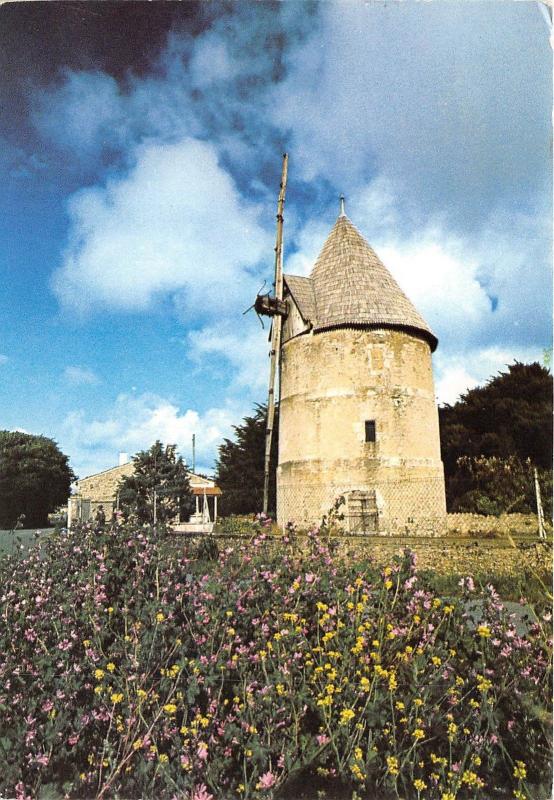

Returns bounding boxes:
[439,362,552,514]
[215,404,278,516]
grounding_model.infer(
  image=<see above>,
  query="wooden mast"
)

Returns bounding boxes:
[263,153,288,514]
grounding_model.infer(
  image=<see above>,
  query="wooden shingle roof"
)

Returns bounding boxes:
[283,274,316,323]
[284,214,437,351]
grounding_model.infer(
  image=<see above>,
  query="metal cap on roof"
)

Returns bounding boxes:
[284,213,438,351]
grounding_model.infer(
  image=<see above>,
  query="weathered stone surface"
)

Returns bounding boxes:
[278,326,446,533]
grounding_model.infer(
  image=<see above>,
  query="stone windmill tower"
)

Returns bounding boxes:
[275,199,446,534]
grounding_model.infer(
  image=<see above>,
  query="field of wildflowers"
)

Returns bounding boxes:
[0,520,551,799]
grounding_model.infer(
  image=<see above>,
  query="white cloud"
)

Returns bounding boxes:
[52,138,272,317]
[64,365,100,386]
[271,2,549,221]
[434,345,544,405]
[61,392,243,479]
[187,321,270,394]
[33,71,127,161]
[0,354,8,365]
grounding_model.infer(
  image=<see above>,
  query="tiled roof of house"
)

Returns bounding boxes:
[284,214,437,351]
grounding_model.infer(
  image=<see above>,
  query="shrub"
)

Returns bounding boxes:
[0,524,551,799]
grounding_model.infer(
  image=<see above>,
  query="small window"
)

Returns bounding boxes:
[365,420,376,443]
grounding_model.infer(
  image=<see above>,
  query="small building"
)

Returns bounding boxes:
[277,204,446,534]
[67,456,221,532]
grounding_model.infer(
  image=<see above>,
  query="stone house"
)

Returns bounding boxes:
[67,455,221,532]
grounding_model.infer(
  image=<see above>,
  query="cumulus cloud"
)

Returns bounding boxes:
[187,321,270,394]
[434,345,545,405]
[272,2,550,227]
[64,366,100,386]
[52,138,272,317]
[61,392,242,479]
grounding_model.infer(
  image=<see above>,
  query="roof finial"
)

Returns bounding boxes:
[339,194,346,217]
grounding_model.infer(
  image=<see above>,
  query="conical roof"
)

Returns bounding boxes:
[285,214,437,351]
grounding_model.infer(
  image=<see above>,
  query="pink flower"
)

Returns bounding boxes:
[41,700,53,713]
[197,742,208,761]
[258,771,276,789]
[305,573,315,584]
[35,754,50,766]
[191,785,213,800]
[316,733,330,746]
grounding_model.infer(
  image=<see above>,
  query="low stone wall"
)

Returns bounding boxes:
[333,537,552,578]
[446,512,550,538]
[208,529,551,579]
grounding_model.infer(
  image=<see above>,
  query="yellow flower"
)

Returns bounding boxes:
[94,669,105,681]
[132,739,142,750]
[441,793,456,800]
[110,693,124,704]
[476,675,492,693]
[432,656,442,667]
[156,612,165,623]
[82,640,91,647]
[461,770,484,788]
[477,624,491,638]
[412,728,425,740]
[384,579,393,590]
[158,753,169,764]
[447,722,458,740]
[107,607,113,615]
[94,685,103,695]
[413,698,423,707]
[106,662,116,673]
[163,703,178,715]
[513,761,527,780]
[276,683,285,696]
[413,778,427,791]
[386,755,399,775]
[137,689,147,700]
[339,708,356,724]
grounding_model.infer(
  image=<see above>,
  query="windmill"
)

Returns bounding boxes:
[254,154,289,514]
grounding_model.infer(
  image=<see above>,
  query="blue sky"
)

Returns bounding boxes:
[0,1,551,479]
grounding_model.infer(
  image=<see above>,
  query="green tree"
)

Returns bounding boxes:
[439,362,553,513]
[446,454,552,517]
[117,441,193,525]
[0,431,76,528]
[215,404,278,516]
